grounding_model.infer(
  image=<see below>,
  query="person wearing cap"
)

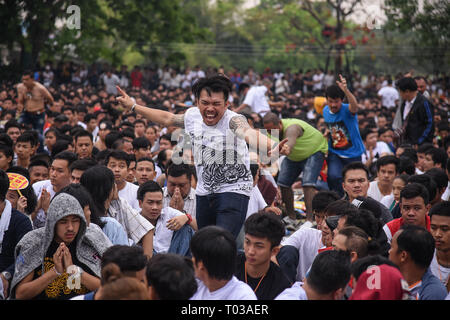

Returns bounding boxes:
[350,255,411,300]
[389,224,447,300]
[116,75,286,240]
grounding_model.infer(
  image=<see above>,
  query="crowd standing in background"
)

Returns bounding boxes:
[0,62,449,301]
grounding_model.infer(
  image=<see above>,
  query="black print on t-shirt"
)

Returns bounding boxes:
[200,143,250,193]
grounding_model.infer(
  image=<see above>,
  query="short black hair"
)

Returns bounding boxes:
[137,180,163,201]
[106,150,131,167]
[424,148,447,169]
[429,201,450,218]
[166,162,192,181]
[425,168,448,191]
[342,162,369,180]
[190,226,236,281]
[324,200,357,217]
[307,250,351,295]
[136,157,155,170]
[132,136,151,150]
[28,159,50,171]
[74,129,93,143]
[244,212,285,248]
[407,175,436,202]
[376,155,400,173]
[398,156,416,175]
[53,151,78,168]
[192,74,233,103]
[312,191,341,214]
[396,224,435,269]
[417,142,434,154]
[396,77,418,92]
[101,245,148,285]
[325,84,345,100]
[69,159,97,172]
[16,131,38,147]
[400,182,430,205]
[145,253,197,300]
[0,169,10,201]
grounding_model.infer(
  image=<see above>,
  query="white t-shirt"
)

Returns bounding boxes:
[380,194,395,210]
[184,107,252,197]
[377,86,399,108]
[246,186,267,220]
[368,181,393,203]
[153,207,185,253]
[190,276,257,300]
[275,281,308,300]
[430,250,450,288]
[281,227,324,282]
[242,86,270,116]
[103,74,120,95]
[361,141,392,164]
[118,181,140,212]
[441,183,450,201]
[312,73,324,91]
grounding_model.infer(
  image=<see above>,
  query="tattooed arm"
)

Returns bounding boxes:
[229,115,276,155]
[116,86,185,128]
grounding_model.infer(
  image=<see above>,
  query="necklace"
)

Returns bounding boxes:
[244,262,267,293]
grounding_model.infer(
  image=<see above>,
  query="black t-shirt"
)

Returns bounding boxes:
[235,252,292,300]
[32,241,93,300]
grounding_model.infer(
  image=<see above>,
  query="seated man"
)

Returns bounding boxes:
[190,226,257,300]
[235,211,291,300]
[275,250,351,300]
[138,181,197,256]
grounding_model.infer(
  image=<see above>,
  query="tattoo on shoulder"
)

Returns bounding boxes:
[229,115,250,132]
[172,114,185,128]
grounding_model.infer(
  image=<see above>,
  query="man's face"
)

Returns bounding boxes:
[417,152,426,171]
[135,123,146,136]
[377,164,397,187]
[0,151,12,171]
[135,146,152,160]
[320,219,333,247]
[332,234,348,252]
[389,230,404,267]
[342,169,369,200]
[364,132,378,149]
[3,100,13,110]
[135,160,156,186]
[196,89,229,126]
[422,154,436,171]
[314,211,326,230]
[159,139,172,151]
[167,174,191,199]
[145,127,157,142]
[327,97,342,114]
[63,110,75,123]
[430,215,450,254]
[400,196,429,226]
[244,234,277,269]
[139,191,163,221]
[107,157,128,184]
[29,165,49,185]
[22,75,33,88]
[379,130,393,144]
[71,169,84,184]
[45,132,57,149]
[54,215,81,245]
[87,119,97,132]
[415,79,427,94]
[121,141,134,155]
[377,117,387,129]
[126,160,136,183]
[75,136,93,159]
[98,124,111,140]
[50,159,71,191]
[7,127,21,143]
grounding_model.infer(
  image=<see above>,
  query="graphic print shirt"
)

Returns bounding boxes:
[184,107,252,197]
[323,103,365,158]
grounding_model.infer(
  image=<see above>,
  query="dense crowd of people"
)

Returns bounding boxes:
[0,62,448,301]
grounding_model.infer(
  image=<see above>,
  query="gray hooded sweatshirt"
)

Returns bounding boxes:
[9,193,112,299]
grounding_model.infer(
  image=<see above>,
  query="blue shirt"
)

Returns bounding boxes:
[323,103,365,158]
[410,268,447,300]
[100,217,129,246]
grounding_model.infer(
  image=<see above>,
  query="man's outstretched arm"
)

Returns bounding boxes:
[116,86,185,128]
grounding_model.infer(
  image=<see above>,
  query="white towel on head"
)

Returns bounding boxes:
[0,200,12,254]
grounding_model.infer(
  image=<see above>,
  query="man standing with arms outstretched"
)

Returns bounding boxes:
[116,75,287,239]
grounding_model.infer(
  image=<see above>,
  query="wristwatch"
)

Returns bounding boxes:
[1,271,12,281]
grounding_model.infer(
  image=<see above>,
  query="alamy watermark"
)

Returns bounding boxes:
[66,5,81,30]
